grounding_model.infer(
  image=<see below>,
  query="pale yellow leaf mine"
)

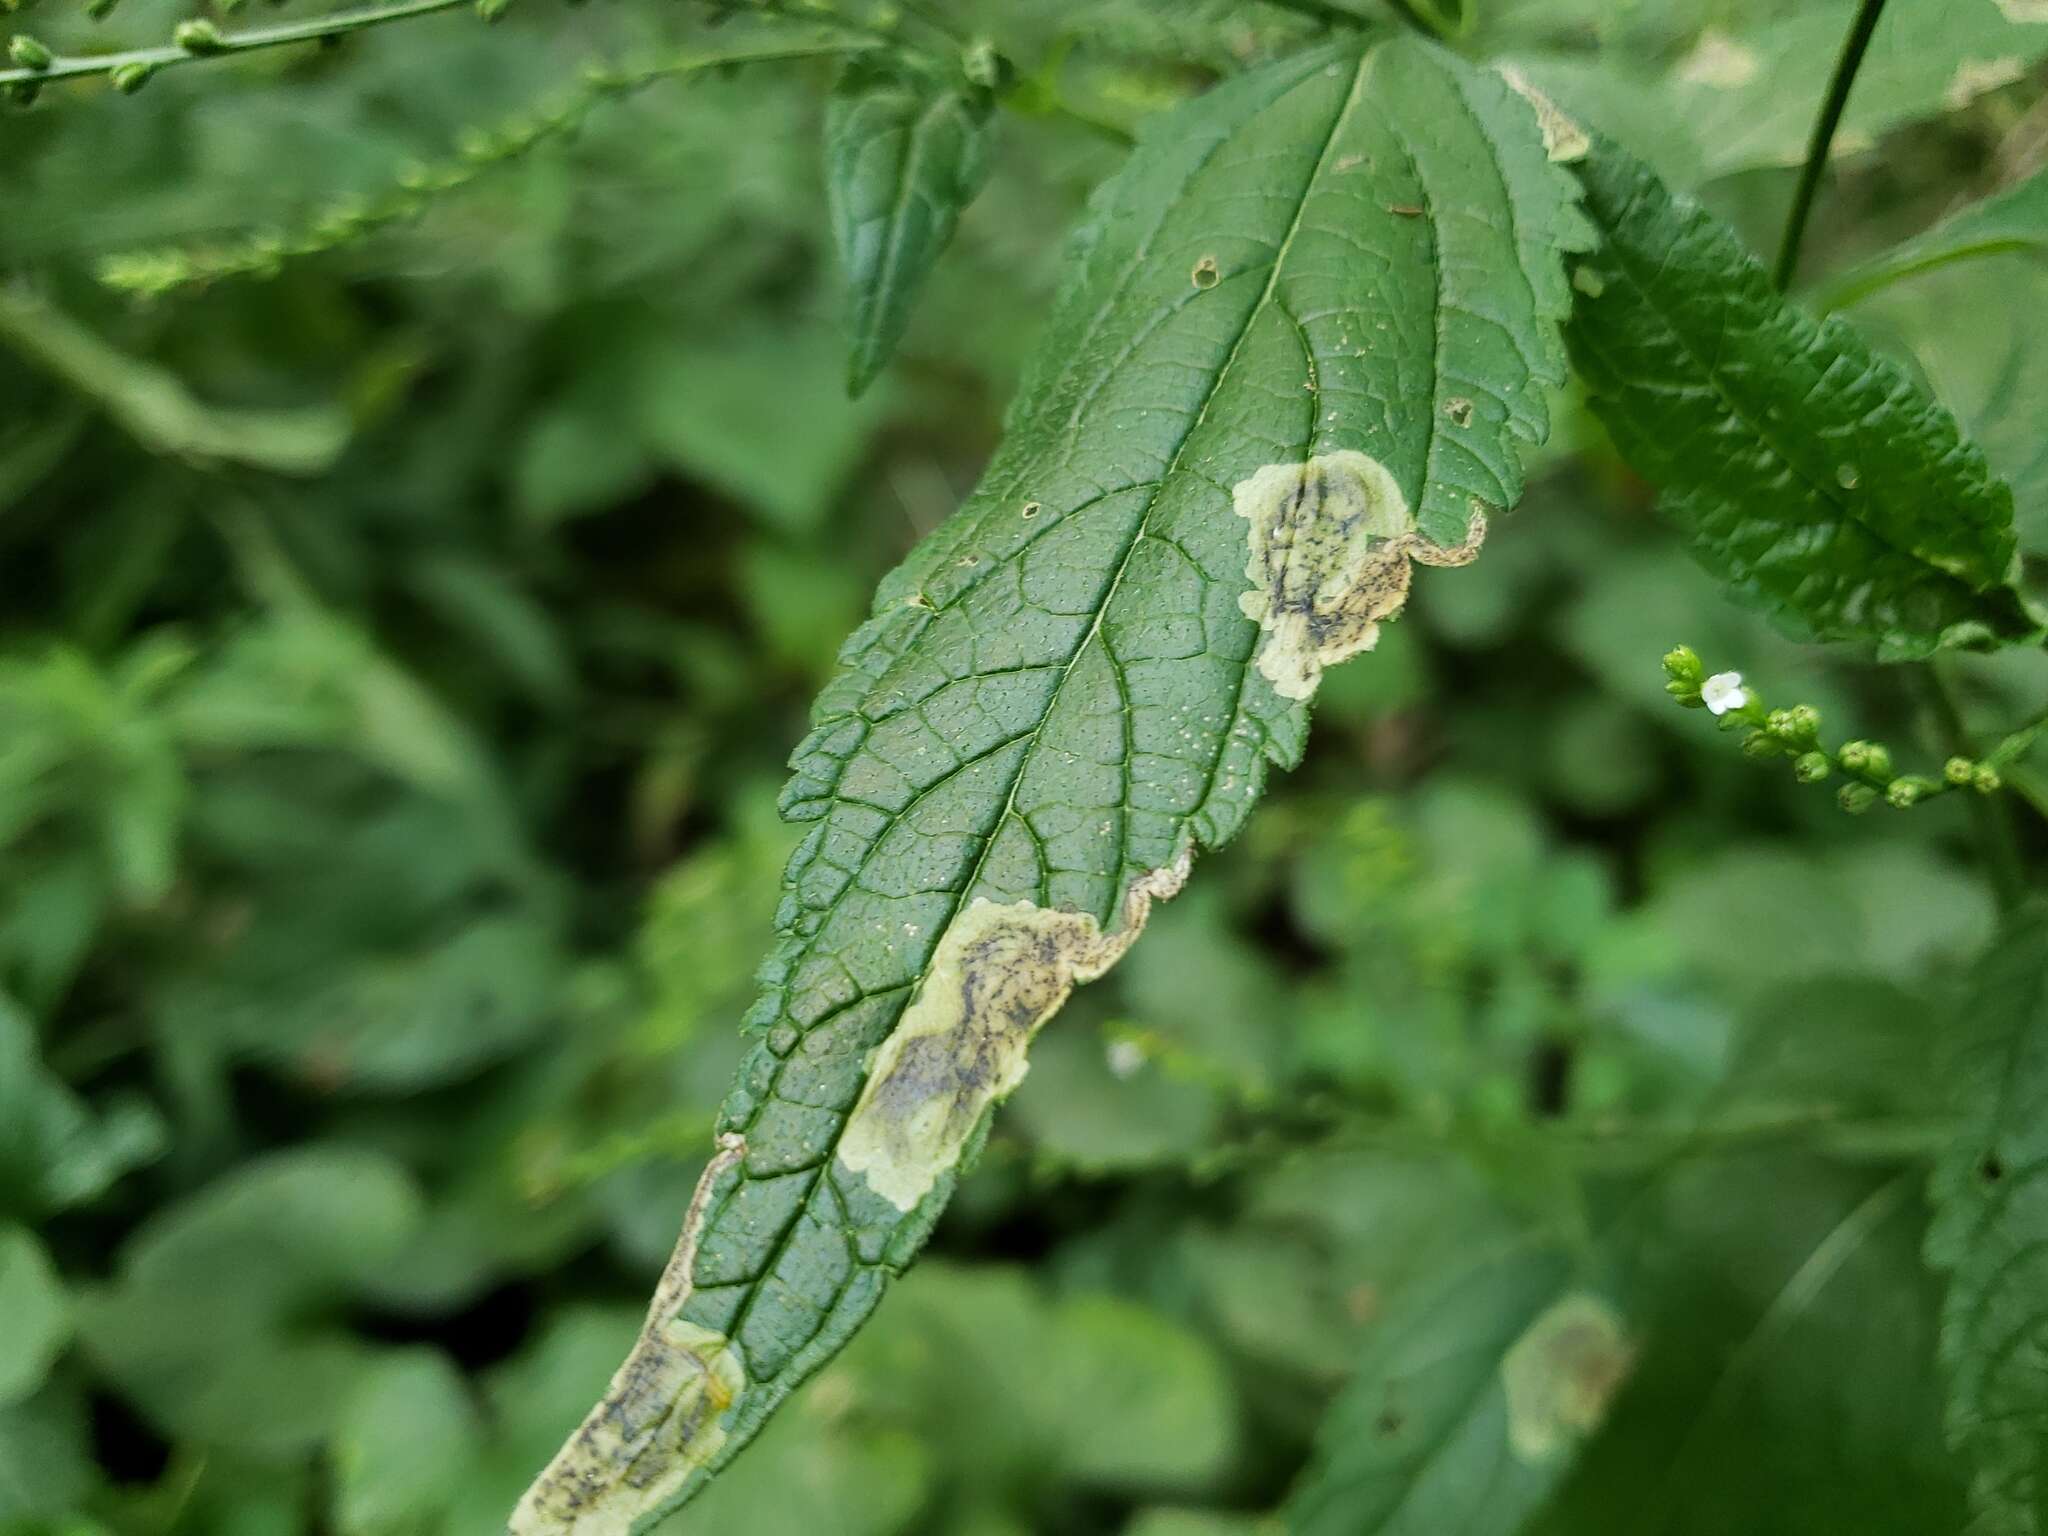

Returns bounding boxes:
[514,448,1481,1530]
[838,848,1191,1211]
[1675,31,1760,91]
[1235,450,1484,701]
[1496,65,1590,164]
[1500,1293,1636,1464]
[512,1136,748,1536]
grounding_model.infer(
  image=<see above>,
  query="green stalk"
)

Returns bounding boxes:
[1772,0,1888,289]
[1,0,473,89]
[1925,663,2027,910]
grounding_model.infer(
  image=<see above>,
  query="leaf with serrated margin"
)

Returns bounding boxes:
[1288,1243,1631,1536]
[1928,902,2048,1536]
[512,35,1588,1533]
[825,57,994,397]
[1564,138,2042,661]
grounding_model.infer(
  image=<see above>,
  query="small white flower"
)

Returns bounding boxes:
[1105,1039,1146,1079]
[1701,671,1748,716]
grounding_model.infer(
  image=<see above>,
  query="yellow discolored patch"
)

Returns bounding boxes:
[1947,56,2026,109]
[1676,31,1760,89]
[837,853,1190,1212]
[1496,64,1589,163]
[1234,450,1484,702]
[512,1137,749,1536]
[1997,0,2048,22]
[1499,1293,1634,1464]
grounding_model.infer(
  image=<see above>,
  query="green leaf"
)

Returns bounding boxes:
[74,1146,426,1454]
[0,995,166,1219]
[0,1378,97,1525]
[1821,166,2048,312]
[843,1263,1237,1499]
[1288,1244,1631,1536]
[0,1226,69,1408]
[1565,138,2040,660]
[1927,902,2048,1535]
[1852,252,2048,554]
[1668,2,2048,180]
[1508,2,2048,189]
[331,1349,484,1536]
[827,57,995,396]
[1531,1156,1964,1535]
[514,34,1587,1531]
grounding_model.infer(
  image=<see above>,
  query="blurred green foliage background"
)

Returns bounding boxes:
[5,1,2048,1532]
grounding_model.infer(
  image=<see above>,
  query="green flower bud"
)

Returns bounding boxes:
[1838,783,1879,814]
[1838,740,1891,779]
[110,59,155,91]
[1886,776,1936,809]
[1793,751,1831,784]
[1944,756,1977,786]
[1781,704,1821,745]
[173,17,226,52]
[1741,729,1781,760]
[1974,765,2004,794]
[7,32,53,69]
[1654,643,1703,684]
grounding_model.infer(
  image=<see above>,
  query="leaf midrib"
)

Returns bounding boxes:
[712,46,1377,1362]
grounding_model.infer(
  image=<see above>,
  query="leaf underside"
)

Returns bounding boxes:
[825,57,995,396]
[515,35,1587,1530]
[1927,903,2048,1536]
[1563,138,2039,662]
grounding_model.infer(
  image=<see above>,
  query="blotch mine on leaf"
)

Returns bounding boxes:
[1234,450,1484,701]
[836,851,1191,1213]
[1496,65,1589,163]
[512,1136,748,1536]
[1500,1293,1634,1464]
[1676,31,1759,89]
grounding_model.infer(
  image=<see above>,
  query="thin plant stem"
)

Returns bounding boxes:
[1925,662,2027,910]
[94,35,875,295]
[1772,0,1888,290]
[1,0,472,89]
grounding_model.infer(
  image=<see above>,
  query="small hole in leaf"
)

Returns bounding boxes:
[1982,1155,2006,1183]
[1444,396,1474,428]
[1021,501,1041,519]
[1191,255,1220,290]
[1376,1407,1405,1438]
